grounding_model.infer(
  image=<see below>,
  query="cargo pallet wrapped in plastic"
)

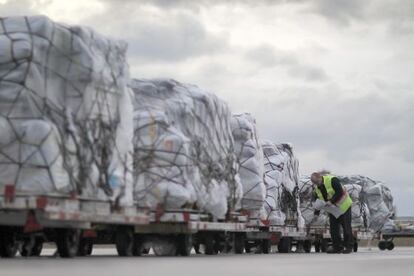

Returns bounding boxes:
[299,174,396,232]
[0,16,134,206]
[231,113,265,218]
[298,177,329,227]
[261,141,304,227]
[130,79,242,219]
[339,175,396,232]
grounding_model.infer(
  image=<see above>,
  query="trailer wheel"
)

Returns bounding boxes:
[353,241,358,252]
[386,241,394,251]
[262,239,271,254]
[77,238,93,256]
[234,233,244,254]
[314,242,321,253]
[20,236,43,257]
[176,234,192,256]
[142,246,150,255]
[278,237,292,253]
[378,240,387,251]
[132,235,145,256]
[115,227,134,256]
[153,236,177,256]
[244,241,253,253]
[204,234,218,255]
[0,228,19,258]
[56,229,80,258]
[321,239,328,252]
[303,240,312,253]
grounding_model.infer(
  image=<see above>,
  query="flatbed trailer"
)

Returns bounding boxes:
[378,225,414,251]
[0,186,150,258]
[306,225,375,252]
[0,186,383,258]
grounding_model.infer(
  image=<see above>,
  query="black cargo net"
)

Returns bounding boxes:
[231,113,265,215]
[131,79,241,217]
[0,16,130,200]
[262,142,300,225]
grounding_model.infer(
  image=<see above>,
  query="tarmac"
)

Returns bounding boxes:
[0,247,413,276]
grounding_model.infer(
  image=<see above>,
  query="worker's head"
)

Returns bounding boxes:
[311,172,323,186]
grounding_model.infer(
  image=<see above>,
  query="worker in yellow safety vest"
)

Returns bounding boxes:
[311,172,354,254]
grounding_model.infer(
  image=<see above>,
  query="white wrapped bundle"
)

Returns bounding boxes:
[231,113,265,216]
[131,79,242,219]
[344,184,370,228]
[338,175,396,232]
[299,174,396,232]
[298,177,329,226]
[261,141,301,225]
[0,16,134,206]
[365,184,396,232]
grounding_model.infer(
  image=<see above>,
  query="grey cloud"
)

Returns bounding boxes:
[81,4,229,63]
[245,44,298,67]
[306,0,367,26]
[100,0,305,10]
[245,44,328,82]
[0,0,40,17]
[255,86,414,165]
[304,0,414,32]
[287,65,327,82]
[126,15,228,62]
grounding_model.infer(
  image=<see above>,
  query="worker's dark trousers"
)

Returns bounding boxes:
[329,208,353,250]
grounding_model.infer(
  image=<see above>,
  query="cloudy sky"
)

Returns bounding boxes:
[1,0,413,215]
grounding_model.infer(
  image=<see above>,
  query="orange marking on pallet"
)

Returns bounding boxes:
[4,185,15,203]
[24,211,43,233]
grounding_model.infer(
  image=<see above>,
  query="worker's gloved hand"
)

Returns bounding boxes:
[314,210,320,216]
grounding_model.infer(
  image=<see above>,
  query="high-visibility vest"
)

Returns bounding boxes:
[315,175,353,213]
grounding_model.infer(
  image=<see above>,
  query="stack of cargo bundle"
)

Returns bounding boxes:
[298,177,329,227]
[231,113,266,218]
[343,183,370,228]
[261,141,303,226]
[130,79,242,219]
[0,16,134,205]
[299,174,396,232]
[339,175,396,232]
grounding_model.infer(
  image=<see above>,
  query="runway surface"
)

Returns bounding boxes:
[1,247,413,276]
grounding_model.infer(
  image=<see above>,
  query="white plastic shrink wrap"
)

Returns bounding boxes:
[261,141,303,226]
[299,175,395,232]
[130,79,242,219]
[0,16,134,206]
[298,177,329,227]
[231,113,265,217]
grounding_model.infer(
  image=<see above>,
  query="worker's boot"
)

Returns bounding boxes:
[326,246,343,254]
[342,247,353,254]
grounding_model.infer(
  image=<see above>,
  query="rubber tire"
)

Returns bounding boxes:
[0,228,19,258]
[132,235,145,256]
[378,240,387,251]
[176,234,192,256]
[314,242,321,253]
[78,238,93,256]
[303,240,312,253]
[115,227,134,257]
[204,234,218,255]
[278,237,292,253]
[262,239,271,254]
[234,233,244,254]
[20,237,43,257]
[321,239,328,253]
[244,241,253,253]
[56,229,80,258]
[353,241,358,253]
[387,241,394,251]
[142,246,150,255]
[153,236,177,256]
